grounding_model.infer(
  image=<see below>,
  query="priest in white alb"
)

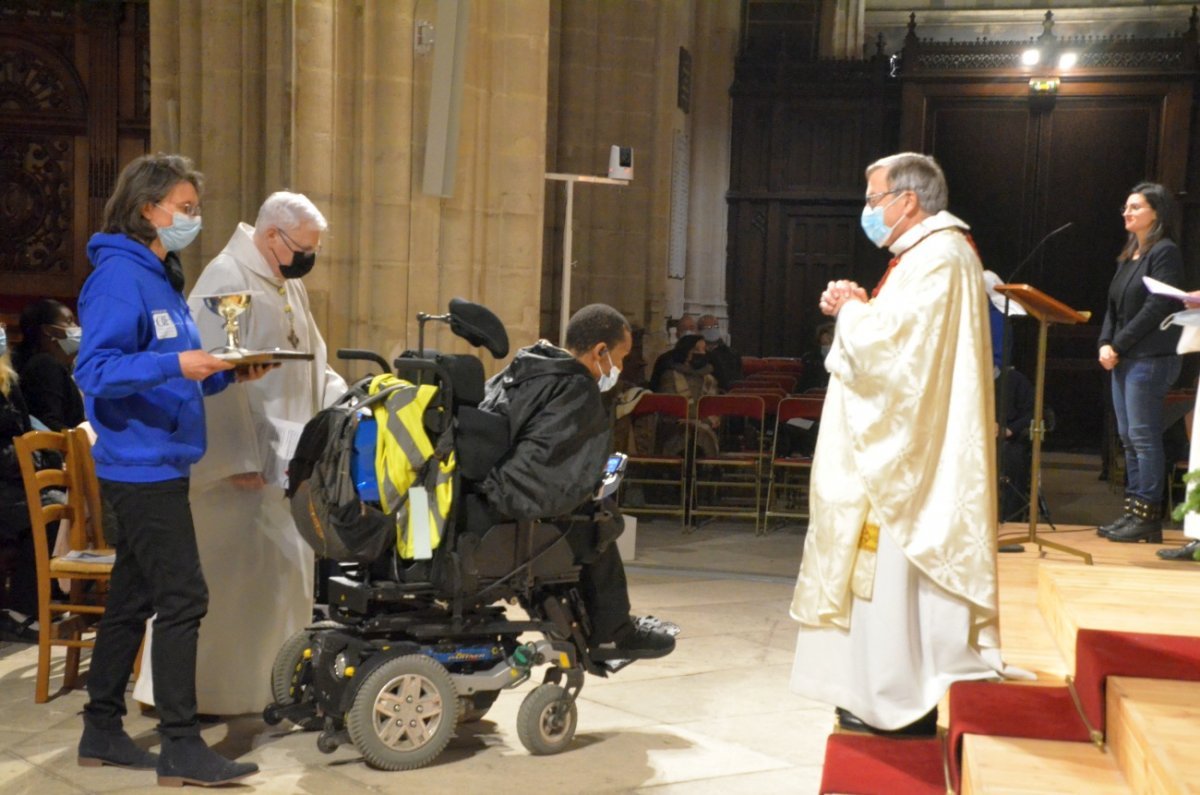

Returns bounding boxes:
[135,192,347,714]
[790,153,1028,736]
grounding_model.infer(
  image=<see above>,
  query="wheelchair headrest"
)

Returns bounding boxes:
[450,298,509,359]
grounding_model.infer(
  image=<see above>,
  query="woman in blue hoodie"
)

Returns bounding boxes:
[73,154,267,787]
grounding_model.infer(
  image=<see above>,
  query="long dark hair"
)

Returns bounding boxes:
[14,298,67,370]
[1119,182,1179,264]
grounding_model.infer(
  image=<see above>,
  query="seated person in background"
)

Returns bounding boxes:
[799,322,835,392]
[648,314,697,388]
[653,334,720,403]
[14,299,85,431]
[474,303,675,661]
[1,322,42,642]
[698,315,742,390]
[995,365,1035,522]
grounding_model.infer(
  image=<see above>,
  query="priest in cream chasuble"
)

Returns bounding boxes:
[790,153,1024,732]
[135,193,346,714]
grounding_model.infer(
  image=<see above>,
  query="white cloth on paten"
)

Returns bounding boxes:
[789,211,1023,729]
[134,222,347,714]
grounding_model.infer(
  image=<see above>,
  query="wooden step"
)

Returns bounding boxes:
[960,735,1128,794]
[1107,677,1200,795]
[1036,561,1200,671]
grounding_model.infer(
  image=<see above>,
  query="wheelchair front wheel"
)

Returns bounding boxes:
[516,684,577,755]
[346,654,460,770]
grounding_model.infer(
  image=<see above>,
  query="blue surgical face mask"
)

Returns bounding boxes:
[820,344,831,357]
[0,327,7,358]
[156,209,202,252]
[702,327,722,344]
[597,350,621,392]
[860,194,902,248]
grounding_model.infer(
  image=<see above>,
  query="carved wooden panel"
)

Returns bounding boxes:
[0,4,146,311]
[0,136,74,275]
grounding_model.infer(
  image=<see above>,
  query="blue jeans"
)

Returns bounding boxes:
[1111,355,1181,504]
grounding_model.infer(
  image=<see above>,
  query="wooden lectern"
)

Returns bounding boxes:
[994,284,1094,565]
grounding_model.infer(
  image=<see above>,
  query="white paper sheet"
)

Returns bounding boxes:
[1144,275,1191,300]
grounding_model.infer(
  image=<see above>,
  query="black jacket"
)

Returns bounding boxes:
[1098,238,1185,358]
[477,342,610,521]
[19,352,85,431]
[1,382,32,544]
[706,342,742,390]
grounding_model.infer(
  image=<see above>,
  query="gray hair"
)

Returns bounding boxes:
[866,152,948,214]
[102,153,204,245]
[254,191,328,233]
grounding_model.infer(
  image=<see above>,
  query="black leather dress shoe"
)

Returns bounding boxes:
[835,707,938,737]
[1156,539,1200,561]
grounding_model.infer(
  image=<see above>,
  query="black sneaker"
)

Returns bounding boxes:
[0,610,39,644]
[592,619,677,662]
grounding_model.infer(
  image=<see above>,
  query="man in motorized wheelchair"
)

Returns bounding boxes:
[270,301,674,770]
[468,302,676,662]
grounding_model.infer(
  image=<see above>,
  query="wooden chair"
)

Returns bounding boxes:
[764,397,825,529]
[690,394,766,534]
[618,393,692,528]
[14,428,115,703]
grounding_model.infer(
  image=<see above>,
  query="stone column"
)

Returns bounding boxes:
[151,1,549,377]
[682,0,739,334]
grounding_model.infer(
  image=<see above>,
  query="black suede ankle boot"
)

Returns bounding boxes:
[77,723,158,770]
[156,735,258,788]
[1107,497,1162,544]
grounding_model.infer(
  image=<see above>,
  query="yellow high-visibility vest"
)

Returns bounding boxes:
[368,374,455,559]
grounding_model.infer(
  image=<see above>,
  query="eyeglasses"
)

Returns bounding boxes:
[865,189,904,209]
[278,227,322,255]
[157,201,202,219]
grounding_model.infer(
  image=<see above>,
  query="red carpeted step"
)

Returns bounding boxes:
[946,683,1090,791]
[819,733,946,795]
[1073,628,1200,734]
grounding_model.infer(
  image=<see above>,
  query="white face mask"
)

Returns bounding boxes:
[597,350,621,392]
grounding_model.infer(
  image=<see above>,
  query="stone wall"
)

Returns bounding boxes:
[151,0,549,377]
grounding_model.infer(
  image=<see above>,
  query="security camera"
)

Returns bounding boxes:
[608,145,633,181]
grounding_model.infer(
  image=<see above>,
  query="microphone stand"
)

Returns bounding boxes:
[994,223,1073,545]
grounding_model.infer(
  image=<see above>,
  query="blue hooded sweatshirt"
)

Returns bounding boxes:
[76,233,233,482]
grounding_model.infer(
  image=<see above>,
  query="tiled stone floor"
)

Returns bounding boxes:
[0,452,1123,793]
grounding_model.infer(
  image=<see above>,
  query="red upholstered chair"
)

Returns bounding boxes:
[760,357,805,375]
[689,394,766,533]
[618,393,691,528]
[819,733,948,795]
[744,372,797,392]
[765,396,824,528]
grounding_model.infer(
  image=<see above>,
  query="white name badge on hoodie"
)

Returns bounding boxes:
[153,311,178,339]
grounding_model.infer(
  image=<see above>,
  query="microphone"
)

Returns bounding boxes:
[1005,222,1073,285]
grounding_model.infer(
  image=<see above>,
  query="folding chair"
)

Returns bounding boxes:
[760,357,805,375]
[689,394,766,534]
[765,396,824,530]
[745,372,797,392]
[14,428,115,702]
[618,393,691,528]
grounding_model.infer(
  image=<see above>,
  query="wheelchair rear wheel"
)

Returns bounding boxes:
[516,683,577,755]
[347,654,460,770]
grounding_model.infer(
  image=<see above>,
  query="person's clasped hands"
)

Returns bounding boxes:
[819,279,868,317]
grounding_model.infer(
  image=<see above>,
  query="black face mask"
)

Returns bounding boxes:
[279,250,317,280]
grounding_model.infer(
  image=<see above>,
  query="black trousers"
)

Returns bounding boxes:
[561,517,631,644]
[85,478,208,738]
